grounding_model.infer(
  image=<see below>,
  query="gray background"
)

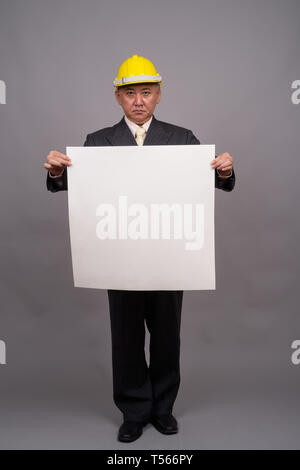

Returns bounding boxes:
[0,0,299,449]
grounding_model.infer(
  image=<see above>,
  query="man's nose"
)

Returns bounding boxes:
[134,94,144,106]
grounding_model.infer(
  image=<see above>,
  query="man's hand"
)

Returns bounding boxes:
[44,150,72,176]
[211,152,233,177]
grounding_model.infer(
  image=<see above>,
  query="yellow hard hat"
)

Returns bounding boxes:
[113,54,162,88]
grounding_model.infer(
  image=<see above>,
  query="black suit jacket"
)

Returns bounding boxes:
[47,115,235,192]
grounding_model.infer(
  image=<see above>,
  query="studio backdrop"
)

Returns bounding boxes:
[0,0,299,450]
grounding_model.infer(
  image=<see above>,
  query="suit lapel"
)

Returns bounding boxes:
[105,116,137,146]
[143,115,173,145]
[105,115,173,146]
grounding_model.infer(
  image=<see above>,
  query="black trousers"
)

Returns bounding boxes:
[107,290,183,422]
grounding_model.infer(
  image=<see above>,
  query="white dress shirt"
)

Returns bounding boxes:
[124,114,153,139]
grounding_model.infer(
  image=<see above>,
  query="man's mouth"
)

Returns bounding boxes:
[133,110,144,113]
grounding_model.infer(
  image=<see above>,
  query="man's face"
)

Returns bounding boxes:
[115,83,161,125]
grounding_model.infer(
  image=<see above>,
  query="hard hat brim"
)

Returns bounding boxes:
[114,74,162,87]
[115,81,162,89]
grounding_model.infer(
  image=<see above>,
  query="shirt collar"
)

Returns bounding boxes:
[124,114,153,138]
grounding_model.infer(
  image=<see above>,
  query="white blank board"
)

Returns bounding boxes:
[67,144,215,290]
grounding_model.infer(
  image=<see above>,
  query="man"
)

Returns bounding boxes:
[44,54,235,443]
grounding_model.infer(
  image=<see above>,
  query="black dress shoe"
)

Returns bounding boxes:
[150,414,178,434]
[118,420,145,442]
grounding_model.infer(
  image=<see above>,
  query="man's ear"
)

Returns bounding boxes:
[156,87,162,104]
[115,88,121,105]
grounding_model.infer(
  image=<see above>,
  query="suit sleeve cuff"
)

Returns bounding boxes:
[216,168,233,178]
[48,170,64,178]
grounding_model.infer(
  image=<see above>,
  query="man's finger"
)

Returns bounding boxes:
[54,156,72,165]
[217,158,232,167]
[48,152,71,165]
[47,158,64,168]
[221,166,232,171]
[50,150,70,159]
[214,161,226,169]
[48,157,71,167]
